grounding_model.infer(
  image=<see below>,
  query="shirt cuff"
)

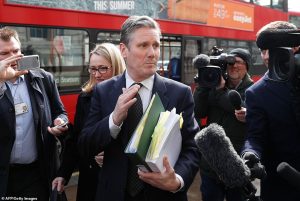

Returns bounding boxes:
[171,174,185,193]
[109,112,122,139]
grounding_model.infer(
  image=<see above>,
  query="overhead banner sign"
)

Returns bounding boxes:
[7,0,254,31]
[207,0,254,31]
[167,0,210,24]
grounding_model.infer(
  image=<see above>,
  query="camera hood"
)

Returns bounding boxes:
[257,29,300,49]
[268,48,297,82]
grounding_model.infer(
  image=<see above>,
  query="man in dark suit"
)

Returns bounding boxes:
[242,21,300,201]
[0,27,68,200]
[78,15,200,201]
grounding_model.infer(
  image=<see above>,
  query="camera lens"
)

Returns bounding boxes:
[226,55,236,65]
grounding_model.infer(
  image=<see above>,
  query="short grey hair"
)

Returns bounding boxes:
[120,15,161,47]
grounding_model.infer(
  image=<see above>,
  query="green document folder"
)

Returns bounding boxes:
[124,93,165,172]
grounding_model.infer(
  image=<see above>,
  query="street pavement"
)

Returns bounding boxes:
[65,171,202,201]
[64,171,260,201]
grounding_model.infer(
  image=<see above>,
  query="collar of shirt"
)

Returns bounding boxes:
[6,75,25,98]
[125,71,154,112]
[125,71,154,92]
[7,75,25,85]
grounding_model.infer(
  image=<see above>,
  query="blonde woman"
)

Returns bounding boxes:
[52,43,125,201]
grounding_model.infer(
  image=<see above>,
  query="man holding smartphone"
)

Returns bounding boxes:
[0,27,68,200]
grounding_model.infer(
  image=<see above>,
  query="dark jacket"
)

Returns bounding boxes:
[194,74,253,178]
[58,92,100,201]
[242,73,300,201]
[0,69,68,197]
[78,73,200,201]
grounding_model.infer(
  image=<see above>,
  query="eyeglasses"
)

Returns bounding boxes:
[88,65,111,74]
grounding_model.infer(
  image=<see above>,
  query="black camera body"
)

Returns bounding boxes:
[193,47,235,88]
[210,53,236,69]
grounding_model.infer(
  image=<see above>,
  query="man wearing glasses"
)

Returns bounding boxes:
[194,48,254,201]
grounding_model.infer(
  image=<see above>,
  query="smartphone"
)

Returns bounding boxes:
[54,122,68,129]
[17,55,40,70]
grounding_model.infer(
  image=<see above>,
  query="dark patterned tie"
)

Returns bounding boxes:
[126,83,144,197]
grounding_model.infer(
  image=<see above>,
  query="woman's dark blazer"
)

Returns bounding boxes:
[58,92,100,201]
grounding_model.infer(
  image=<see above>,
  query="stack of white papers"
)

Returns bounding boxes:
[145,108,183,172]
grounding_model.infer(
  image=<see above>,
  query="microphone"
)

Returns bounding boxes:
[193,54,210,68]
[228,90,242,110]
[195,123,260,199]
[277,162,300,190]
[194,123,253,188]
[256,29,300,49]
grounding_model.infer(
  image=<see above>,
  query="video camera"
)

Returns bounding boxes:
[193,46,236,88]
[257,28,300,132]
[256,29,300,86]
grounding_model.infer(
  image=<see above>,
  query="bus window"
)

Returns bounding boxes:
[7,26,89,93]
[219,39,250,52]
[168,57,181,82]
[158,36,182,79]
[97,32,120,45]
[289,15,300,28]
[182,38,202,85]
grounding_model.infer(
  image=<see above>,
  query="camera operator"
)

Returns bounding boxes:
[193,48,254,201]
[241,21,300,201]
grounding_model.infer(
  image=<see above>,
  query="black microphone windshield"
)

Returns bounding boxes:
[277,162,300,190]
[256,29,300,49]
[228,90,242,110]
[194,123,251,188]
[193,54,210,68]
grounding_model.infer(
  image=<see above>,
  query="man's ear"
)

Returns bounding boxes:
[119,43,128,59]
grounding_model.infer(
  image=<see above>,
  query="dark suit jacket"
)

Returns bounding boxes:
[0,70,68,197]
[242,73,300,201]
[58,92,100,201]
[78,73,200,201]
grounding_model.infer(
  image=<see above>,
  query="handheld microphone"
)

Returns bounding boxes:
[194,123,251,188]
[193,54,210,68]
[256,29,300,49]
[277,162,300,191]
[228,90,242,110]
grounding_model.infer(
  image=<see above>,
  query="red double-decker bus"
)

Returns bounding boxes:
[0,0,289,123]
